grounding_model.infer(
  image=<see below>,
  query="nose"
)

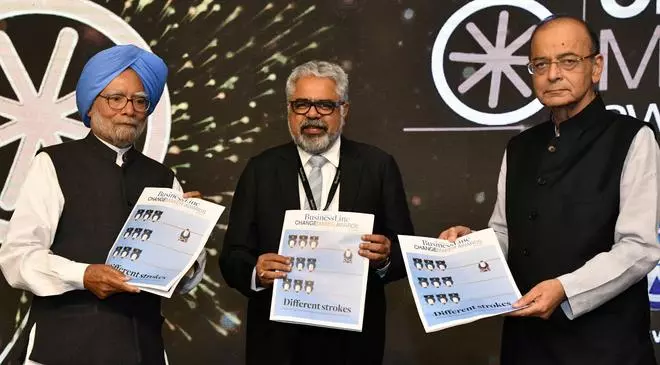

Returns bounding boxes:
[546,62,563,82]
[305,105,321,119]
[122,99,136,116]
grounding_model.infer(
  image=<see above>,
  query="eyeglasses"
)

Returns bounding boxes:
[527,53,599,75]
[289,99,345,116]
[98,94,150,112]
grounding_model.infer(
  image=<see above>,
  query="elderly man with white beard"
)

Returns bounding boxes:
[220,60,414,365]
[0,45,205,365]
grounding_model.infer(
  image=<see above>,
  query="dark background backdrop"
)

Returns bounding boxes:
[1,1,659,364]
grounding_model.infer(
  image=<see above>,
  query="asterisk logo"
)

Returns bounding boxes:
[0,27,88,210]
[449,10,534,108]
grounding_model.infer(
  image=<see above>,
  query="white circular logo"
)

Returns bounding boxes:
[0,0,171,235]
[431,0,552,125]
[601,0,651,19]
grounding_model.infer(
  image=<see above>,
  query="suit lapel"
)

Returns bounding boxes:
[277,143,303,210]
[338,138,362,211]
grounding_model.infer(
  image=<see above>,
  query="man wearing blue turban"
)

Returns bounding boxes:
[76,44,167,128]
[0,45,205,365]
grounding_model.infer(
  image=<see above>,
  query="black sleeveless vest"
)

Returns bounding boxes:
[28,133,174,365]
[500,97,655,365]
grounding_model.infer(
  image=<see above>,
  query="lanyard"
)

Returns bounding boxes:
[297,157,340,211]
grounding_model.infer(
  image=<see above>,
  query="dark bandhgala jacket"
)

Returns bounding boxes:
[29,133,174,365]
[501,97,655,365]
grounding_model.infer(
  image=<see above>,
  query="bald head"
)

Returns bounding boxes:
[530,15,599,56]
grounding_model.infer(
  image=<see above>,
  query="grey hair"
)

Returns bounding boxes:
[285,60,349,101]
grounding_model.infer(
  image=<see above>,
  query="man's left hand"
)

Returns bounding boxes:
[359,234,391,267]
[507,279,566,319]
[183,191,202,199]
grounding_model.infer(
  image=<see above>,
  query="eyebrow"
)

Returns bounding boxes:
[530,52,581,61]
[103,90,148,97]
[290,98,339,102]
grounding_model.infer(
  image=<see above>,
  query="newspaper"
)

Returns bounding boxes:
[105,188,224,297]
[270,210,374,331]
[399,228,522,332]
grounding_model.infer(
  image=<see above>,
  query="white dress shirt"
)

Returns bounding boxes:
[296,137,342,212]
[488,127,660,319]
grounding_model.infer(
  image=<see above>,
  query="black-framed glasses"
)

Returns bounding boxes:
[289,99,345,116]
[98,94,150,112]
[527,53,599,75]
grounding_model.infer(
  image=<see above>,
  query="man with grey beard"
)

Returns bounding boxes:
[221,60,414,365]
[0,45,205,365]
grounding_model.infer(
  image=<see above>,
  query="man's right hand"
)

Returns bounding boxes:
[255,253,291,288]
[438,226,472,242]
[83,264,140,299]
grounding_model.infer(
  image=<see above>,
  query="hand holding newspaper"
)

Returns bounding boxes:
[399,228,522,332]
[269,210,374,331]
[105,188,225,298]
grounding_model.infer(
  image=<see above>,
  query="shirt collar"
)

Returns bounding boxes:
[93,133,131,154]
[92,133,132,163]
[296,137,341,169]
[553,94,606,139]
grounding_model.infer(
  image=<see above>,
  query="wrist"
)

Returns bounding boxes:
[374,256,391,269]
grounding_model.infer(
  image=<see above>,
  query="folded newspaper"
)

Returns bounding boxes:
[105,188,225,298]
[270,210,374,331]
[398,228,522,332]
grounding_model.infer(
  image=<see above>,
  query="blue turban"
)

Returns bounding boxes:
[76,44,168,127]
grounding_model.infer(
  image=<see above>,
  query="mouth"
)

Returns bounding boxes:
[301,125,327,135]
[545,89,568,95]
[117,122,140,129]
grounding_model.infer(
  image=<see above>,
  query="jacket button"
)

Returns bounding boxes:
[548,145,556,153]
[536,176,546,185]
[522,248,529,256]
[528,211,538,220]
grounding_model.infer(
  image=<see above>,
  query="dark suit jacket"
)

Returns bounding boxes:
[220,137,414,365]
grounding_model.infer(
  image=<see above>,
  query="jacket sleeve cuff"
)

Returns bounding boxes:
[251,267,266,292]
